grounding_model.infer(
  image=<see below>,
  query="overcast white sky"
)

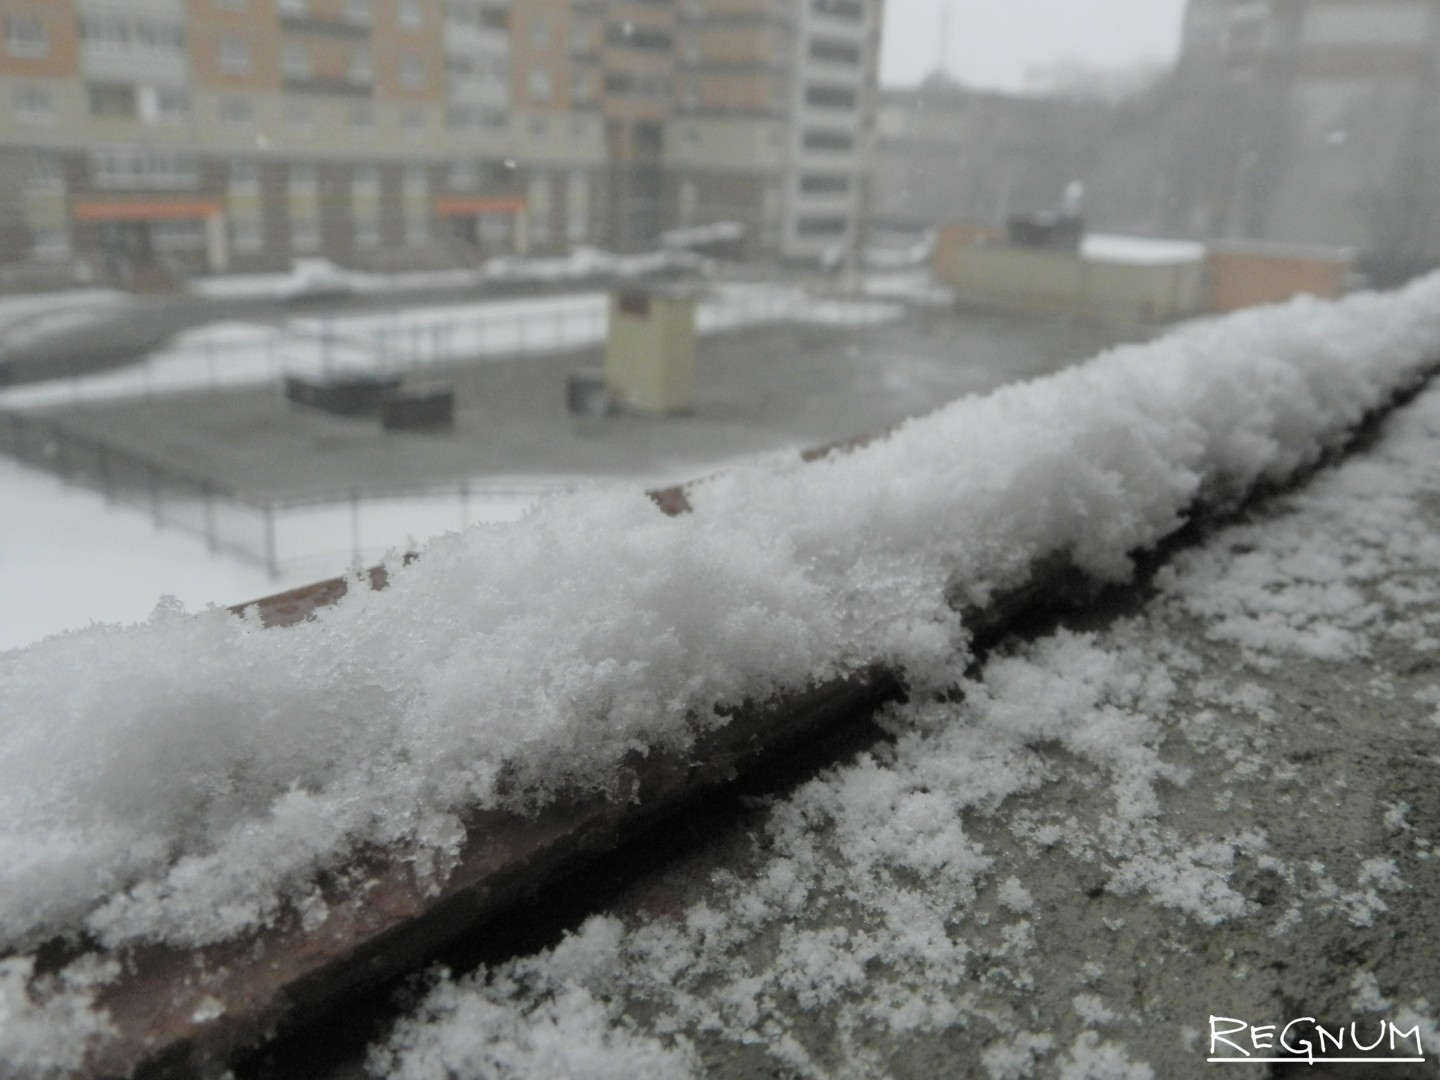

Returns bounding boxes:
[880,0,1189,90]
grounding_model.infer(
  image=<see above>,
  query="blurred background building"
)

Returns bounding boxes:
[873,71,1104,234]
[1089,0,1440,284]
[0,0,880,286]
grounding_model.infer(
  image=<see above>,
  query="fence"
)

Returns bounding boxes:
[0,284,877,576]
[3,286,806,411]
[0,409,574,578]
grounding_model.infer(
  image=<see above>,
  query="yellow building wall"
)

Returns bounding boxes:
[603,290,696,414]
[946,245,1208,324]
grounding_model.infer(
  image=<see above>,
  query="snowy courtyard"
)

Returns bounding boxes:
[0,278,1133,651]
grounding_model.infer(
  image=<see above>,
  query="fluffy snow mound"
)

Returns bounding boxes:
[3,277,1440,955]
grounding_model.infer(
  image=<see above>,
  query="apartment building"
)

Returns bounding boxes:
[1164,0,1440,276]
[663,0,879,258]
[872,72,1106,234]
[0,0,878,283]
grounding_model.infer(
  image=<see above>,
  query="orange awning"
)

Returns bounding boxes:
[433,196,525,217]
[72,199,223,223]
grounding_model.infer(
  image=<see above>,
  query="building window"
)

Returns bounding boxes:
[528,69,552,103]
[232,217,263,253]
[527,15,551,49]
[802,128,852,151]
[529,115,548,137]
[477,213,509,246]
[799,172,850,194]
[220,96,254,129]
[91,147,200,188]
[217,97,252,131]
[812,0,863,19]
[343,0,371,25]
[404,164,428,195]
[32,225,69,260]
[88,82,138,119]
[400,106,426,137]
[446,104,477,132]
[142,86,191,124]
[289,162,318,195]
[348,47,373,83]
[405,213,430,246]
[808,37,860,64]
[217,36,252,74]
[285,98,313,131]
[397,0,424,30]
[605,23,672,50]
[796,214,847,236]
[78,13,184,53]
[5,13,47,58]
[350,102,375,132]
[278,0,307,16]
[448,159,480,190]
[27,153,63,191]
[398,52,425,88]
[805,83,856,110]
[229,159,260,194]
[352,164,380,196]
[354,217,380,247]
[569,23,590,54]
[13,84,51,126]
[217,0,249,10]
[570,71,591,106]
[291,217,320,251]
[281,42,310,78]
[152,219,206,252]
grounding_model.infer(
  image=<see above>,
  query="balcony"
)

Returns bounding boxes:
[278,11,372,38]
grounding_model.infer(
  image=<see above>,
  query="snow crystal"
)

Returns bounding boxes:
[1055,1031,1153,1080]
[1071,994,1118,1028]
[1351,971,1393,1014]
[0,957,116,1079]
[997,877,1034,914]
[981,1031,1055,1079]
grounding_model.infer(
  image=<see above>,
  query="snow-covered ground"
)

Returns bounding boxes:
[5,277,1440,1074]
[186,248,710,301]
[0,283,901,411]
[0,457,557,653]
[0,458,310,652]
[0,289,132,351]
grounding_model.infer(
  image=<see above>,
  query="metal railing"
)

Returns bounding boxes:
[0,409,577,578]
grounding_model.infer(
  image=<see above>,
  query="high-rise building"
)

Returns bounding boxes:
[0,0,879,283]
[1165,0,1440,277]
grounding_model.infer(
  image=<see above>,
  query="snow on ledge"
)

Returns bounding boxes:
[3,276,1440,974]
